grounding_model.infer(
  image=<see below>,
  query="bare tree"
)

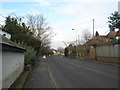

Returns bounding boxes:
[26,14,54,47]
[82,29,92,43]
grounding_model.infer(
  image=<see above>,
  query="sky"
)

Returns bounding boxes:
[0,0,119,49]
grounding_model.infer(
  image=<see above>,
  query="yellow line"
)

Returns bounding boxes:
[48,67,58,88]
[49,71,58,88]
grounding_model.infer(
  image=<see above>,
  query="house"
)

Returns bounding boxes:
[0,34,25,89]
[116,30,120,36]
[116,30,120,40]
[83,33,112,60]
[106,30,120,39]
[83,30,120,61]
[85,30,120,47]
[52,49,60,55]
[96,31,120,63]
[106,31,117,43]
[106,31,117,39]
[84,35,107,46]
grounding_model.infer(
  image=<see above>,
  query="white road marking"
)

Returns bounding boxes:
[48,67,58,88]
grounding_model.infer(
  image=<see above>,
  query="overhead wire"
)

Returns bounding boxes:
[0,14,6,18]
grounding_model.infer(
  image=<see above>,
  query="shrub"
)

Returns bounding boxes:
[14,41,37,65]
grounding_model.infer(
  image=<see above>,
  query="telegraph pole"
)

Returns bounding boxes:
[118,1,120,15]
[93,19,94,37]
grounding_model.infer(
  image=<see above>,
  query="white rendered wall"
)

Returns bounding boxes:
[2,51,24,88]
[0,36,2,90]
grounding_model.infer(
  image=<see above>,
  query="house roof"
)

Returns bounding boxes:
[0,34,25,52]
[84,30,120,46]
[116,30,120,36]
[85,35,107,46]
[106,31,117,39]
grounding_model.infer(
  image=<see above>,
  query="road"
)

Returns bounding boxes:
[24,55,119,88]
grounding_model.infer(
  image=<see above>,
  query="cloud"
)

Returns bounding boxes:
[0,9,17,25]
[1,0,119,49]
[2,0,118,3]
[51,1,117,29]
[1,9,17,15]
[51,2,108,29]
[1,0,50,6]
[46,0,119,3]
[33,0,50,6]
[0,16,5,25]
[49,0,118,49]
[95,27,111,35]
[26,9,42,15]
[51,40,66,49]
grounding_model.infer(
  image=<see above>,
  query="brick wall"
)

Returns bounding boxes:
[97,56,119,63]
[83,47,96,60]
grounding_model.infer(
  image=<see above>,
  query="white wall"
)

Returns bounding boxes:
[2,51,24,88]
[0,58,2,90]
[0,51,2,90]
[0,35,2,90]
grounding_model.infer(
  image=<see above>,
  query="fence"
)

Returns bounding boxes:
[96,44,119,57]
[96,44,120,62]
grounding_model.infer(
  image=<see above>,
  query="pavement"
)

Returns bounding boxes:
[23,55,119,88]
[23,58,56,88]
[9,59,37,89]
[9,70,30,89]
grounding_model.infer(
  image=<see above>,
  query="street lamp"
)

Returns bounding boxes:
[72,29,78,58]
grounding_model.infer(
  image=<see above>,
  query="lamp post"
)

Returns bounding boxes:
[72,29,78,58]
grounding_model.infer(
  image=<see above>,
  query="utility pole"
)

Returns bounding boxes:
[93,19,94,37]
[92,19,97,60]
[118,1,120,15]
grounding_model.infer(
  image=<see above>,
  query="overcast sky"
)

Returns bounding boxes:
[0,0,119,49]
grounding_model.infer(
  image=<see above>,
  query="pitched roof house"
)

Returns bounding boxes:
[84,35,107,46]
[85,30,120,46]
[106,31,117,39]
[116,30,120,37]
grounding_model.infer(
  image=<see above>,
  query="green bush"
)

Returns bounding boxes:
[14,41,37,65]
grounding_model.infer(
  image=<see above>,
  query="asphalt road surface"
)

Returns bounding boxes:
[24,55,119,88]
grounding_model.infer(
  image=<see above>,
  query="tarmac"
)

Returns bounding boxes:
[23,57,56,88]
